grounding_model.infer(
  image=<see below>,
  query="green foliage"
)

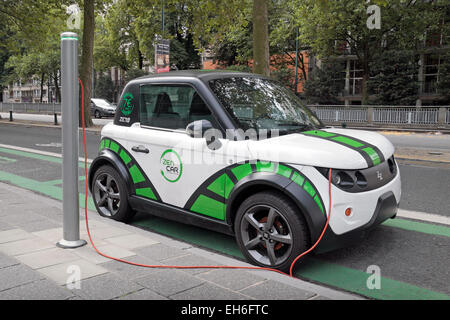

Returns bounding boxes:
[292,0,446,103]
[225,65,252,73]
[303,62,345,105]
[368,50,419,105]
[94,73,114,101]
[124,68,149,83]
[437,51,450,103]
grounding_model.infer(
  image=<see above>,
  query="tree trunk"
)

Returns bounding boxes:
[40,73,45,103]
[252,0,270,76]
[79,0,95,127]
[53,71,60,103]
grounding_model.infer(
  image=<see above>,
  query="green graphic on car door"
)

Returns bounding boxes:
[99,138,161,201]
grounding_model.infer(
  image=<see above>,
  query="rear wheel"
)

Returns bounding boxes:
[92,165,135,222]
[94,110,101,118]
[234,191,309,271]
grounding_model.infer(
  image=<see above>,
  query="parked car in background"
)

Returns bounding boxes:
[91,98,116,118]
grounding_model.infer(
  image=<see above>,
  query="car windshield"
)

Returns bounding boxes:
[209,77,322,134]
[92,99,113,108]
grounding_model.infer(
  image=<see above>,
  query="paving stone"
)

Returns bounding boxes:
[71,273,143,300]
[0,264,43,291]
[136,269,204,297]
[0,237,54,256]
[0,279,74,300]
[0,221,14,231]
[104,233,159,249]
[198,269,266,291]
[80,226,132,240]
[239,280,315,300]
[115,288,168,300]
[163,254,224,275]
[170,282,249,300]
[0,252,19,269]
[72,244,135,264]
[18,219,61,233]
[0,229,34,244]
[38,259,108,286]
[135,243,188,261]
[15,247,79,269]
[32,227,63,243]
[2,212,45,226]
[100,255,164,280]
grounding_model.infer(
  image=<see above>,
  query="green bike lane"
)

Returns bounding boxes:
[0,145,449,300]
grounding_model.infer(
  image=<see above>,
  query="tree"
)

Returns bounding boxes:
[94,73,114,101]
[292,0,445,104]
[79,0,95,127]
[437,51,450,104]
[303,61,345,105]
[368,50,419,105]
[252,0,269,76]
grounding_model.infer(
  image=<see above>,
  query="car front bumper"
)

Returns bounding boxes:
[315,190,398,253]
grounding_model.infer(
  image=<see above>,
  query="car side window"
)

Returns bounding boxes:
[140,84,215,130]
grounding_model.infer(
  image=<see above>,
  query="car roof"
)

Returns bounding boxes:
[130,70,268,84]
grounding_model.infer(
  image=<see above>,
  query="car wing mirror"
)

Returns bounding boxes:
[186,120,222,150]
[186,120,213,138]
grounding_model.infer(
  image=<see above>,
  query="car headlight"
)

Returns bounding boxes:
[315,156,397,193]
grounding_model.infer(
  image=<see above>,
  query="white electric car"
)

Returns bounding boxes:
[88,71,401,271]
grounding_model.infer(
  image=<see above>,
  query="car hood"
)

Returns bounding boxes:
[247,128,394,170]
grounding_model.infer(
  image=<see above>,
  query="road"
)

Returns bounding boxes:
[0,122,449,299]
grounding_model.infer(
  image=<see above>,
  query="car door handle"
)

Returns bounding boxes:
[131,145,149,154]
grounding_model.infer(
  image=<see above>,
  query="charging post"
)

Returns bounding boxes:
[57,32,87,249]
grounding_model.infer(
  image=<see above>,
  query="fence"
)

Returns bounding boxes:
[1,102,449,129]
[308,105,450,128]
[0,102,61,114]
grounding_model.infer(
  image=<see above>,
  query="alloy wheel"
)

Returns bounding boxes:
[240,205,293,266]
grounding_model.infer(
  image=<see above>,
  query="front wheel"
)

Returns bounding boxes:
[91,165,135,222]
[234,191,309,271]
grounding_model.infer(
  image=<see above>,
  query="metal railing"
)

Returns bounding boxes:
[0,102,61,114]
[308,105,450,128]
[2,102,449,129]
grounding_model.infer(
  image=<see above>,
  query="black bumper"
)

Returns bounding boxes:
[315,191,399,253]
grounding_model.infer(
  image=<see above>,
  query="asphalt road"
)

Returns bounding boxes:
[0,123,449,299]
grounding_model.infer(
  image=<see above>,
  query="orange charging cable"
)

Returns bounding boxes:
[79,78,332,278]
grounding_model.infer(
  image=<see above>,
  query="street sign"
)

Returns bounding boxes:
[155,39,170,73]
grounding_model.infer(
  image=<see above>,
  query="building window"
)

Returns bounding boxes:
[349,60,363,95]
[423,53,441,94]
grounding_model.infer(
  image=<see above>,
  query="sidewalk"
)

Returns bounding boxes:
[0,182,359,300]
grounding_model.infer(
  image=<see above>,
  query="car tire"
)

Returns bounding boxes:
[95,110,101,118]
[234,190,309,272]
[91,165,136,222]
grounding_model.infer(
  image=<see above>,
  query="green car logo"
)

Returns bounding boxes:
[160,149,182,183]
[119,92,134,116]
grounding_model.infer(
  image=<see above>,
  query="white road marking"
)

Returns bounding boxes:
[0,143,93,164]
[397,209,450,226]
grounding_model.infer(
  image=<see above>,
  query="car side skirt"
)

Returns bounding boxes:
[129,195,234,236]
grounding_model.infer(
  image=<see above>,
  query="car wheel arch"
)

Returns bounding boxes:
[226,173,319,244]
[88,149,134,195]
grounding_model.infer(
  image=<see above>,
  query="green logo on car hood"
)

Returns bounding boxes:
[119,92,134,116]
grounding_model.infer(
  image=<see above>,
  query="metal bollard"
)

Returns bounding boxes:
[9,110,13,122]
[54,113,58,125]
[56,32,87,249]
